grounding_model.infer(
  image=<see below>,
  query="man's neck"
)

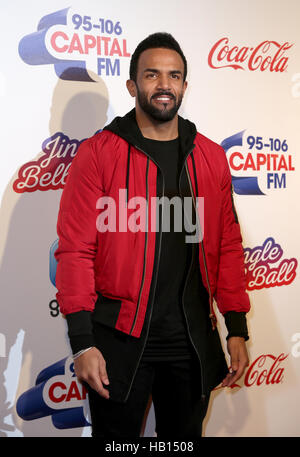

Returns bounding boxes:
[135,107,179,141]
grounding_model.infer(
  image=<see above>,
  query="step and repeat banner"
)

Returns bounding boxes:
[0,0,299,437]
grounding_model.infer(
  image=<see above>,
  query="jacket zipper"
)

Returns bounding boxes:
[124,148,165,402]
[178,153,206,401]
[125,143,215,402]
[184,161,217,330]
[130,157,150,335]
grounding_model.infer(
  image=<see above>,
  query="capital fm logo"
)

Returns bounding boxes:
[18,7,130,81]
[16,357,90,429]
[208,37,293,72]
[15,241,91,429]
[221,130,295,195]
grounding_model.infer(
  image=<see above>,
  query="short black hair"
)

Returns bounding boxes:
[129,32,187,82]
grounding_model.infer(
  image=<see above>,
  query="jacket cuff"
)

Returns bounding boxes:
[66,311,95,354]
[224,311,249,341]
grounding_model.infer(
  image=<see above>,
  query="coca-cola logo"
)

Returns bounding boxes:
[244,237,297,291]
[214,352,288,391]
[208,37,293,72]
[244,353,288,387]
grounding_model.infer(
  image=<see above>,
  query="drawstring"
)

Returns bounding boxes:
[126,144,131,205]
[190,149,200,237]
[190,150,199,197]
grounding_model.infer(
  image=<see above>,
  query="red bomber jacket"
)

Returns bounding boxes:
[55,110,250,344]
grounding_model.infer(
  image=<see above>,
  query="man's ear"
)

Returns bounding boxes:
[126,79,136,98]
[183,80,188,96]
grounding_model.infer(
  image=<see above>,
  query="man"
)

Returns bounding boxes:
[55,32,250,438]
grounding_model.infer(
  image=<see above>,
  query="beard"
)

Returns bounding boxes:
[136,86,184,123]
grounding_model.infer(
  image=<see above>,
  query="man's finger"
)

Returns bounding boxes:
[231,358,239,372]
[226,359,249,386]
[88,374,110,399]
[221,372,232,387]
[221,367,238,387]
[226,369,241,387]
[99,360,110,386]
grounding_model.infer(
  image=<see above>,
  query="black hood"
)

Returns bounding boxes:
[103,108,197,156]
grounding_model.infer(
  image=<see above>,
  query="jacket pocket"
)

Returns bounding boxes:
[91,292,122,329]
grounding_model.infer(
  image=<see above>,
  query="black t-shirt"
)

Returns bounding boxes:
[141,137,194,361]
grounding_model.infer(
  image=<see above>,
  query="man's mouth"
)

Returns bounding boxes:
[152,93,175,104]
[155,96,172,101]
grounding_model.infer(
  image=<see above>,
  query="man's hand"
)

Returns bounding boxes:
[222,336,249,387]
[74,347,110,399]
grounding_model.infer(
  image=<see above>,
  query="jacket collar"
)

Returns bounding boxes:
[104,108,197,156]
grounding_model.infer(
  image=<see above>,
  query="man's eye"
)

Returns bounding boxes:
[146,73,157,78]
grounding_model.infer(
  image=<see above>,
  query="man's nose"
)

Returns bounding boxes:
[156,74,171,90]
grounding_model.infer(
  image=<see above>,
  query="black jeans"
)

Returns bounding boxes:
[86,356,210,438]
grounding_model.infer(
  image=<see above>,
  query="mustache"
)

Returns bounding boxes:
[151,91,175,100]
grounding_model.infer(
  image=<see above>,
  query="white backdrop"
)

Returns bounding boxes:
[0,0,299,437]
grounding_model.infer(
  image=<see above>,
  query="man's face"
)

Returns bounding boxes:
[129,48,187,123]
